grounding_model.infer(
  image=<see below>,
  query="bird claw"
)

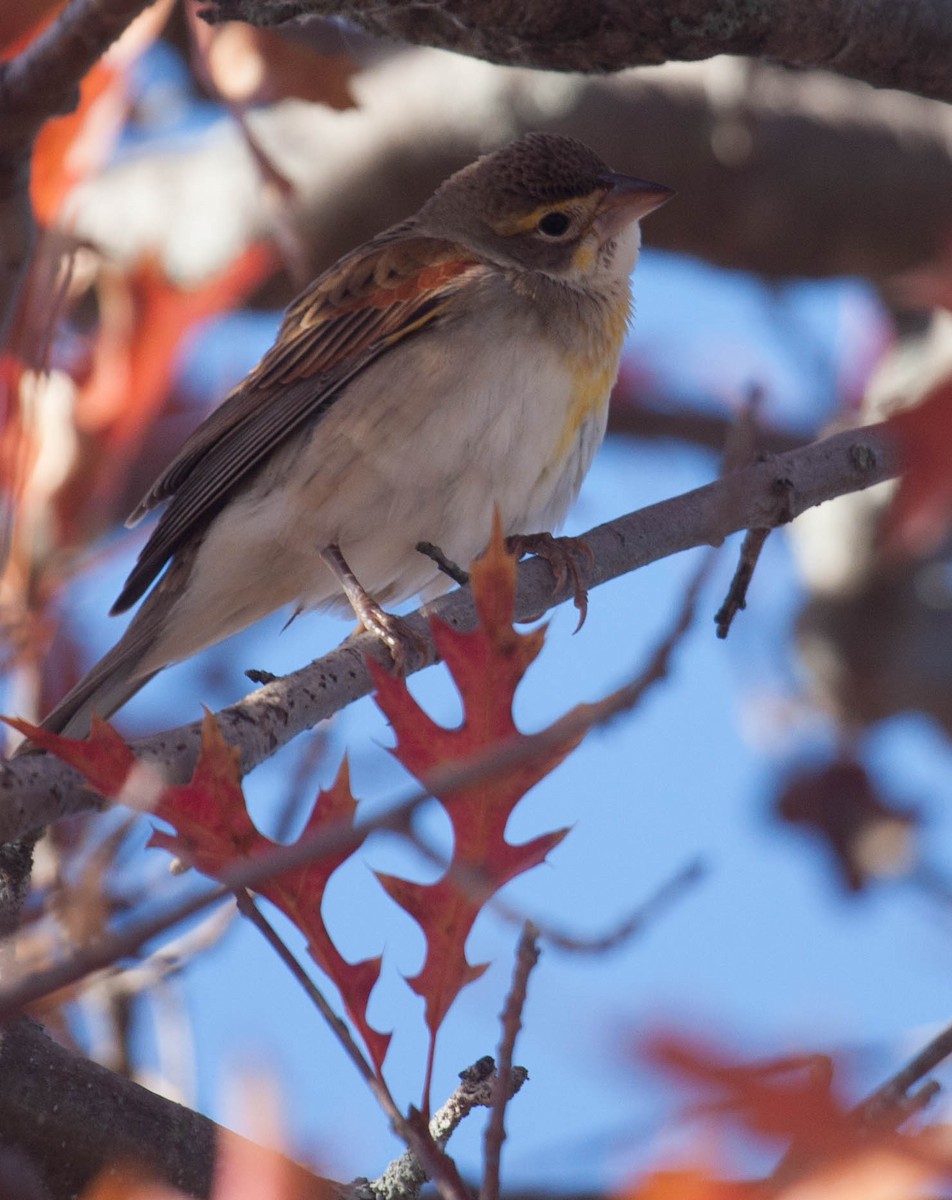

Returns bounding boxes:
[358,607,427,675]
[505,532,593,631]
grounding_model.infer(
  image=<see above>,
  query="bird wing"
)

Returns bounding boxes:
[112,234,484,614]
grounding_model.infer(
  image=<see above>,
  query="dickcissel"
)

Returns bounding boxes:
[40,132,671,737]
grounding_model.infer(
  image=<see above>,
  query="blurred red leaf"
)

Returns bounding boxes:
[78,243,278,442]
[81,1128,334,1199]
[371,519,576,1098]
[31,59,119,225]
[56,241,279,542]
[881,378,952,557]
[620,1168,758,1200]
[645,1035,856,1156]
[0,351,31,564]
[0,0,65,59]
[775,758,919,892]
[150,713,390,1072]
[211,1127,336,1200]
[29,0,173,225]
[632,1034,952,1200]
[202,22,358,110]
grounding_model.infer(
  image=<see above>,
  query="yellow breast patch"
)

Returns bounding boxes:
[553,292,631,463]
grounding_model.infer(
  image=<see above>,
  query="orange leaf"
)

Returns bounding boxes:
[620,1168,757,1200]
[151,713,390,1072]
[30,0,173,224]
[644,1035,864,1161]
[881,378,952,557]
[371,519,577,1095]
[4,713,136,798]
[31,60,119,225]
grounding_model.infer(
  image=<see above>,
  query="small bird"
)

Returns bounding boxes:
[40,132,671,737]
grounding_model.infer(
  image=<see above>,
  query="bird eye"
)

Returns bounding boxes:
[537,211,572,237]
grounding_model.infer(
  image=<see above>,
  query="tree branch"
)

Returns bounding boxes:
[1,421,898,843]
[0,1017,218,1198]
[196,0,952,105]
[75,52,952,293]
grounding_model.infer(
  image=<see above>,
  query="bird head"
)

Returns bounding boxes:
[417,132,673,284]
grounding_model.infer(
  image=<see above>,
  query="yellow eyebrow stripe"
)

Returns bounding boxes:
[492,201,574,236]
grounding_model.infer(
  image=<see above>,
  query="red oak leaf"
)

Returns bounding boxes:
[371,519,577,1099]
[151,713,390,1072]
[881,378,952,558]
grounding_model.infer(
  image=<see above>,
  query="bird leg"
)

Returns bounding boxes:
[505,532,594,631]
[320,543,425,672]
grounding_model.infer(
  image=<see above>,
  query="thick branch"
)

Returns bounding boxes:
[1,421,897,843]
[76,53,952,290]
[197,0,952,105]
[0,1017,217,1198]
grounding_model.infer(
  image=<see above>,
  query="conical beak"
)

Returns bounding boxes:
[594,173,674,239]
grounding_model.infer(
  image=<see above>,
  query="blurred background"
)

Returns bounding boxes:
[4,2,952,1192]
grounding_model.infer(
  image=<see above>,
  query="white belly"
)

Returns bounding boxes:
[147,296,615,666]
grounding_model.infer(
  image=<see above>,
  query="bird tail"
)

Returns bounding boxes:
[27,548,202,744]
[36,632,159,741]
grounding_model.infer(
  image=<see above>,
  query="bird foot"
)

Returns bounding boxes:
[505,532,594,631]
[357,605,427,675]
[321,543,425,673]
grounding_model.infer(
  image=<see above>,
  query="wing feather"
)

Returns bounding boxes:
[114,235,482,614]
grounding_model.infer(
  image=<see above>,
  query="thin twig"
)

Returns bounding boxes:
[853,1019,952,1131]
[416,542,470,586]
[714,524,772,638]
[232,889,479,1197]
[481,923,539,1200]
[233,889,379,1087]
[361,1057,527,1200]
[509,858,704,954]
